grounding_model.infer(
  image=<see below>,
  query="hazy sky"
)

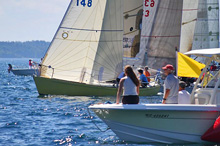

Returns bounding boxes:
[0,0,70,42]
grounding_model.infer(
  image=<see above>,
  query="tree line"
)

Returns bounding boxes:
[0,41,50,58]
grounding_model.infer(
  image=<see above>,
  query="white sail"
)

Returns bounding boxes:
[40,0,123,84]
[191,0,219,63]
[179,0,199,53]
[192,0,219,50]
[140,0,183,70]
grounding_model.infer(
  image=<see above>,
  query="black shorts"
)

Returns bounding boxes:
[122,95,139,104]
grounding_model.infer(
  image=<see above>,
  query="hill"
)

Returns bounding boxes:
[0,41,50,58]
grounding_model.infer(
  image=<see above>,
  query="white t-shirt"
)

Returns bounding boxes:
[122,76,138,96]
[164,74,179,104]
[178,90,190,104]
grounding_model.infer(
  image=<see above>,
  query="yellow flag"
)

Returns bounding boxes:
[177,52,205,78]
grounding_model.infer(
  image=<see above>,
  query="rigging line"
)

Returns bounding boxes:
[60,27,123,32]
[182,19,197,25]
[41,0,73,67]
[43,1,78,65]
[124,29,138,35]
[141,35,180,38]
[158,6,198,12]
[87,107,110,132]
[123,5,142,14]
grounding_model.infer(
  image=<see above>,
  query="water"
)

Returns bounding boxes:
[0,58,166,146]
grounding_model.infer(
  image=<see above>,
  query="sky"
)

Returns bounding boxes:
[0,0,70,42]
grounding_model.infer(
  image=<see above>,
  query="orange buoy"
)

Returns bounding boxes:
[201,116,220,143]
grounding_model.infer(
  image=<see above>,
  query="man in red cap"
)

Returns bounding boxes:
[162,64,179,104]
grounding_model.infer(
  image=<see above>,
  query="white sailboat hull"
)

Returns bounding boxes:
[89,104,220,144]
[11,69,39,76]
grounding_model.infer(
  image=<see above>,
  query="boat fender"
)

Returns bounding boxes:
[201,116,220,143]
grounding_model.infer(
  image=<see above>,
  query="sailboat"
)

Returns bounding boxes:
[89,0,220,144]
[33,0,160,96]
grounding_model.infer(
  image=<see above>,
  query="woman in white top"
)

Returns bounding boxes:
[116,65,140,104]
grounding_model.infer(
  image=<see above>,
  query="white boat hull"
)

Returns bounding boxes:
[90,104,220,144]
[11,69,39,76]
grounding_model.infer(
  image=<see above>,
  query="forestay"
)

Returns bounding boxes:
[40,0,123,84]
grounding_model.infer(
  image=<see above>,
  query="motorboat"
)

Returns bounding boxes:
[8,63,40,76]
[89,48,220,144]
[11,68,40,76]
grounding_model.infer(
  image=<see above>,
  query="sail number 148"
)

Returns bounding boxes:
[77,0,92,7]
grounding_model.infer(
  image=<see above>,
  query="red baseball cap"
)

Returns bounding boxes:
[162,64,174,70]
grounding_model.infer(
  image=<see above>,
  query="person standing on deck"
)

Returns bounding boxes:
[162,64,179,104]
[29,59,33,69]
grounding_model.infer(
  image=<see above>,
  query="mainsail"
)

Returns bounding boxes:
[40,0,123,84]
[140,0,184,70]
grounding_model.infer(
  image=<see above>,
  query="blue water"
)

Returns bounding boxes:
[0,58,166,146]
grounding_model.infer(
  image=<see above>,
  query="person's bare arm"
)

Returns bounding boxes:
[116,79,124,104]
[162,89,170,104]
[136,86,139,95]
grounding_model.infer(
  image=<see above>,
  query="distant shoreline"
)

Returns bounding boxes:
[0,41,50,58]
